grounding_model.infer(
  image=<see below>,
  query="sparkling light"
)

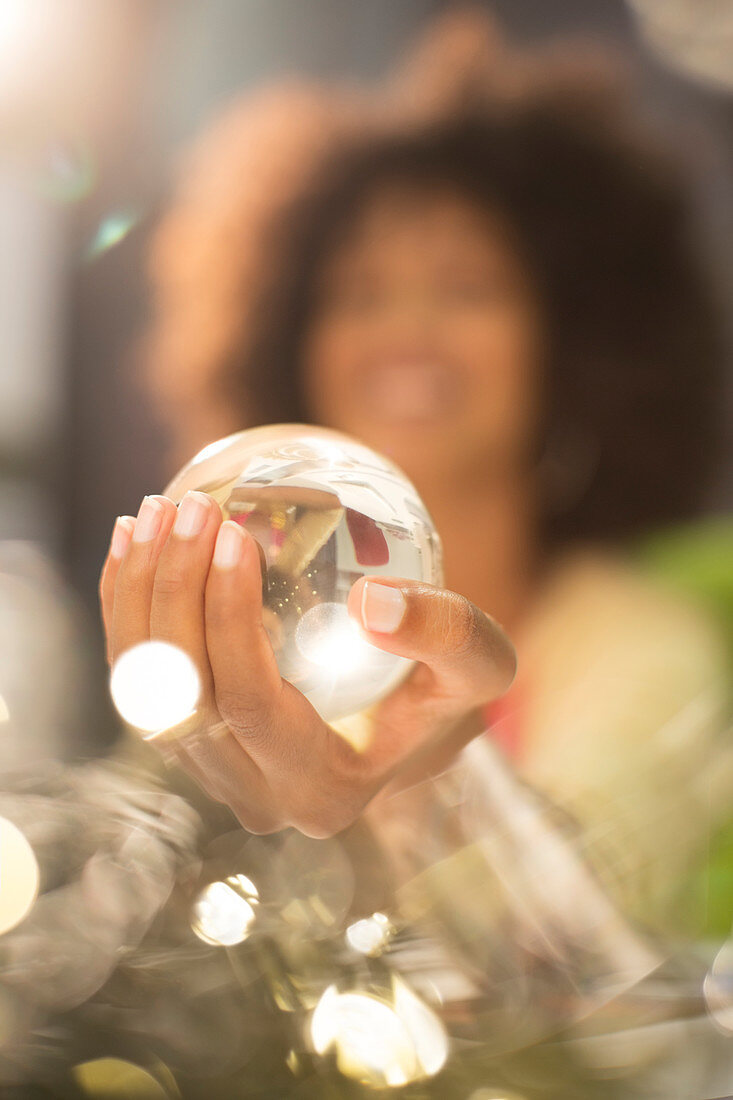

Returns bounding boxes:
[109,641,201,736]
[295,602,376,673]
[0,816,39,935]
[345,912,393,956]
[191,875,259,947]
[704,938,733,1034]
[86,210,138,260]
[310,977,448,1087]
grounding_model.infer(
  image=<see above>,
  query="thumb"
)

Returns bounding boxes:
[347,577,516,706]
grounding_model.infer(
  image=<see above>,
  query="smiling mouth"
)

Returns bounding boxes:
[358,361,461,423]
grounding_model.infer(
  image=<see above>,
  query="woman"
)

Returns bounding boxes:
[106,14,730,943]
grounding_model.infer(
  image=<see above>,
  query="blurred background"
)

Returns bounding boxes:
[0,0,731,620]
[1,5,733,1096]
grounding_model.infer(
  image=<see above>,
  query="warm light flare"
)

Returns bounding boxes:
[0,815,40,935]
[191,875,259,946]
[310,976,448,1087]
[295,602,376,674]
[109,641,201,736]
[345,912,393,956]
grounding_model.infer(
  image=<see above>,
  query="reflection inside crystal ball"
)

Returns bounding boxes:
[165,425,442,722]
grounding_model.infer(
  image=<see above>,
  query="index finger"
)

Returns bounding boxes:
[98,515,135,665]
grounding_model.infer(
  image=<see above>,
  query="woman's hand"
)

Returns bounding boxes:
[99,492,516,837]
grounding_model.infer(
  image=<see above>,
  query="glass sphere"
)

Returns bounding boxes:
[164,425,442,722]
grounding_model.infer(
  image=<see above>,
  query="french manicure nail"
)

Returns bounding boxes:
[213,521,244,569]
[132,496,163,543]
[361,581,406,633]
[110,516,134,558]
[174,491,209,539]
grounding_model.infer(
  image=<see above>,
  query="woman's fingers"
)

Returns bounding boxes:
[348,576,517,706]
[99,515,135,664]
[204,521,285,759]
[171,730,281,835]
[149,491,223,702]
[110,496,178,662]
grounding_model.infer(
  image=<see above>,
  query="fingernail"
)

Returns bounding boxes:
[361,581,406,633]
[110,516,135,558]
[173,491,209,539]
[132,496,163,543]
[213,521,244,569]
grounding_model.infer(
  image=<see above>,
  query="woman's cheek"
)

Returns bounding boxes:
[449,309,543,454]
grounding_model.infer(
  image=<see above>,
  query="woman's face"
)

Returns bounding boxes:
[302,186,544,488]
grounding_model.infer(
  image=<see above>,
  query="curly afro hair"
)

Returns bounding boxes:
[143,10,725,548]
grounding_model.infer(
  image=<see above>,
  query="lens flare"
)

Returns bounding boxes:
[191,874,259,946]
[0,816,39,935]
[86,211,138,261]
[345,912,393,956]
[109,641,200,736]
[310,976,448,1087]
[295,602,376,674]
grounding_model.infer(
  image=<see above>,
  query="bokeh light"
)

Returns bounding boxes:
[345,912,393,956]
[295,601,376,675]
[35,136,96,204]
[310,976,448,1087]
[109,641,201,736]
[0,815,39,935]
[72,1057,176,1099]
[191,874,259,946]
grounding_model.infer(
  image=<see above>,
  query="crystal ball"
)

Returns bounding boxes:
[164,424,442,722]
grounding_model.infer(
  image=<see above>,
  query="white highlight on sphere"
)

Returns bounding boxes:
[109,641,200,736]
[295,603,374,673]
[191,875,259,947]
[0,815,39,935]
[345,912,392,956]
[310,977,448,1087]
[704,938,733,1034]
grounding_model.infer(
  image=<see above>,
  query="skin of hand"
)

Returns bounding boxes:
[99,491,516,838]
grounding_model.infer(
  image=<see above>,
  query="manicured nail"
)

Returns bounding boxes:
[173,491,209,539]
[213,521,244,569]
[110,515,135,558]
[361,581,406,633]
[132,496,163,543]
